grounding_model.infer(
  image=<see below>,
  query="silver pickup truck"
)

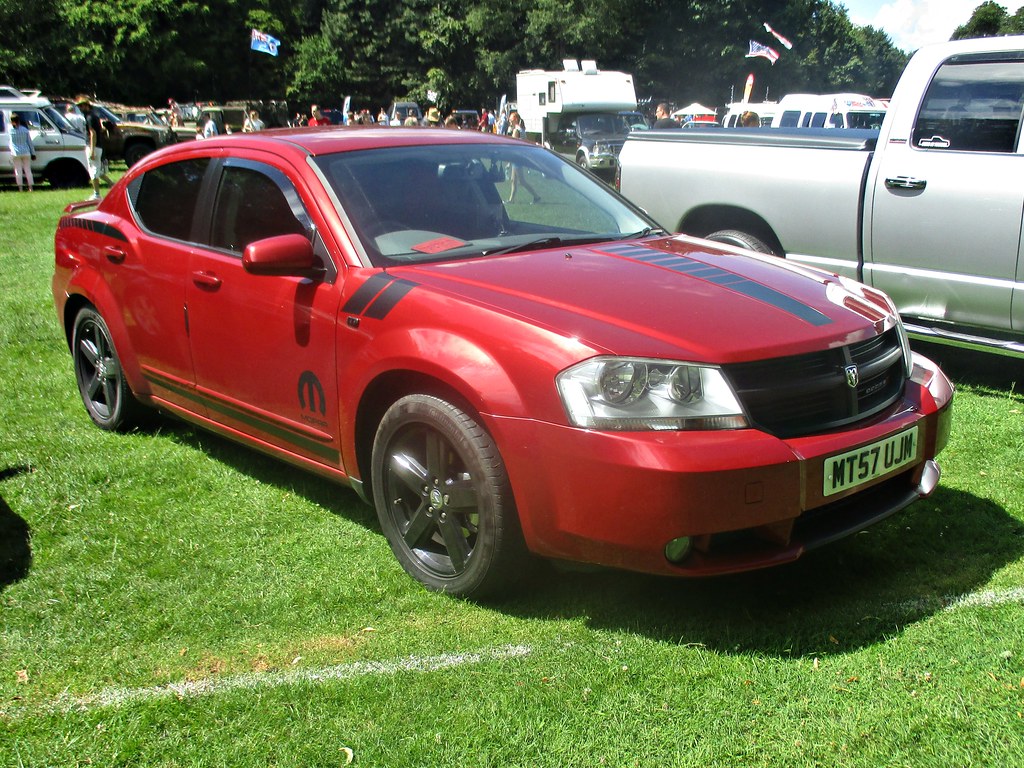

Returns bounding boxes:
[618,36,1024,357]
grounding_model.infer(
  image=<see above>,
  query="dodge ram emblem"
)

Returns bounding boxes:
[844,364,860,388]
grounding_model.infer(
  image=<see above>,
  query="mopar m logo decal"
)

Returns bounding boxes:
[298,370,326,416]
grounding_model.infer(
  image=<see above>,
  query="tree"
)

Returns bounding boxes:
[953,1,1009,40]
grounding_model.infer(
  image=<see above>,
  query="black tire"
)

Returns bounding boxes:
[123,142,153,167]
[576,153,590,170]
[45,159,90,189]
[706,229,777,255]
[71,307,146,431]
[370,394,526,598]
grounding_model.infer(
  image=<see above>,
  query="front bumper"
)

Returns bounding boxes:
[493,353,954,577]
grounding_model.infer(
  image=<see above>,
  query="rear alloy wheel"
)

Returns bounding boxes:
[371,394,525,598]
[706,229,777,255]
[72,307,145,431]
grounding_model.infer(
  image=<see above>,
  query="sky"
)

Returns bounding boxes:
[841,0,1024,52]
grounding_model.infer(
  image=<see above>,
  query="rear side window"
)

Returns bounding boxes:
[128,158,210,240]
[913,58,1024,152]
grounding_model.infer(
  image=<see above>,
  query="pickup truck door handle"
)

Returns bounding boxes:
[103,246,126,264]
[192,271,222,289]
[885,176,927,190]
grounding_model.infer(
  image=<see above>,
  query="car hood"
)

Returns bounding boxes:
[393,235,897,364]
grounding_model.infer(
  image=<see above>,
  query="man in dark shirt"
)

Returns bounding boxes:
[76,97,113,200]
[652,103,679,129]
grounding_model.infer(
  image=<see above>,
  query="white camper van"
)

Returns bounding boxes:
[770,93,887,129]
[0,88,89,187]
[721,102,779,127]
[515,60,638,179]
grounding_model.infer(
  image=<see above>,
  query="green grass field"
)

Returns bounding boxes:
[1,177,1022,767]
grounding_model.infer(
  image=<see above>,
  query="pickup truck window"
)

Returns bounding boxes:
[913,60,1024,153]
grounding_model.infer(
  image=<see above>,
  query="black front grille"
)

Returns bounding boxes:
[723,328,906,438]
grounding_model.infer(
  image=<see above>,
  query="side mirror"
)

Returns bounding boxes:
[243,233,316,276]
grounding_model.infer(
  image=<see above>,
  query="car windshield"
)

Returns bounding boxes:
[93,105,122,125]
[313,141,655,267]
[576,113,632,136]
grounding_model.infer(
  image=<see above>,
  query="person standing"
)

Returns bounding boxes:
[308,105,331,126]
[506,111,540,204]
[652,103,679,129]
[8,113,35,192]
[76,97,113,200]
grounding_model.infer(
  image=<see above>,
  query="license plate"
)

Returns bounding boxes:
[823,426,919,497]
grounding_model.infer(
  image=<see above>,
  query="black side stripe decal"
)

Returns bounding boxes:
[342,273,393,315]
[364,278,417,319]
[59,217,129,242]
[142,372,341,464]
[600,243,832,327]
[342,275,418,320]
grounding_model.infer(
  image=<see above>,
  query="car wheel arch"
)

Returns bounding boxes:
[61,291,149,399]
[353,369,494,491]
[680,205,785,256]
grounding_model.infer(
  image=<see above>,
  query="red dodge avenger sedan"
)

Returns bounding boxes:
[53,127,953,597]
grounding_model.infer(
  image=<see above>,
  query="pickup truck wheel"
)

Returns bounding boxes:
[72,307,146,431]
[371,394,526,598]
[706,229,777,255]
[124,143,154,167]
[576,154,590,170]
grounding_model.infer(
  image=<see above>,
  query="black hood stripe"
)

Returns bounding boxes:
[600,243,832,327]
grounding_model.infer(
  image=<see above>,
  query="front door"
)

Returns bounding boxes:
[185,157,344,469]
[866,56,1024,335]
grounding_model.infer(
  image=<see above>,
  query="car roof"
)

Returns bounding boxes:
[179,126,515,157]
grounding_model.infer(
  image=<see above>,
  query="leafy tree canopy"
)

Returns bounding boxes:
[4,0,993,115]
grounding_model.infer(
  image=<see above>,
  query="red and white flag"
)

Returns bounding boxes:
[746,40,780,64]
[763,22,793,50]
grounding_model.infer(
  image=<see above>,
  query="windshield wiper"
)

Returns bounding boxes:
[481,235,609,257]
[618,226,667,240]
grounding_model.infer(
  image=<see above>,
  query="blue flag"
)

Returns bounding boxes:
[251,29,280,57]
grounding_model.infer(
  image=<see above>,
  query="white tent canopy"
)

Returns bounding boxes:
[672,102,717,117]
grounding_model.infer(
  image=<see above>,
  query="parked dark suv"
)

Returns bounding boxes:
[58,100,176,166]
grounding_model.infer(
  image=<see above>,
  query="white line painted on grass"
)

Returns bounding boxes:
[888,586,1024,616]
[26,644,532,716]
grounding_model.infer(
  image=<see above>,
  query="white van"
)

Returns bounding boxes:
[721,102,779,127]
[770,93,887,129]
[1,87,90,187]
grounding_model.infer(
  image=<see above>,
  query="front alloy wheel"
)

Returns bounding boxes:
[371,394,525,598]
[72,307,144,430]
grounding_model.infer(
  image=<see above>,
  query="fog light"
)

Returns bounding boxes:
[664,537,692,563]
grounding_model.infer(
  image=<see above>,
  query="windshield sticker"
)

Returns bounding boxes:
[412,237,466,254]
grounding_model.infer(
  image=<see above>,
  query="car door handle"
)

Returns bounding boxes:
[192,271,222,289]
[885,176,927,190]
[104,246,126,264]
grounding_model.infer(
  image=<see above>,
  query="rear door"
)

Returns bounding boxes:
[118,156,213,413]
[866,54,1024,334]
[185,155,345,469]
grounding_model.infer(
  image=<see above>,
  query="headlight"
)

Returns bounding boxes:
[556,357,749,431]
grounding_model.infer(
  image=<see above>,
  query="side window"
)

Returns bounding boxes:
[913,59,1024,152]
[810,112,827,128]
[127,158,211,240]
[209,165,309,254]
[778,110,800,127]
